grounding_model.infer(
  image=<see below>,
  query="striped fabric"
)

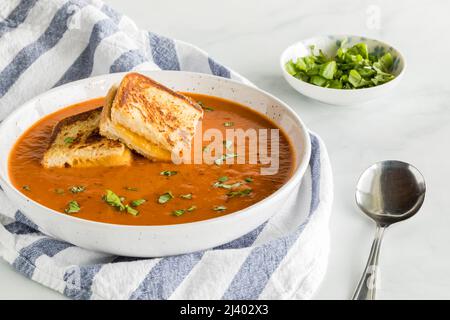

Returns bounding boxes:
[0,0,333,299]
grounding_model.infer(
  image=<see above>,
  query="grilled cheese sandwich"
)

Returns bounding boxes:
[99,73,203,161]
[41,108,132,168]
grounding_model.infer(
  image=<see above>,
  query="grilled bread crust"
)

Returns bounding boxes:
[99,73,203,161]
[100,86,172,161]
[41,108,132,168]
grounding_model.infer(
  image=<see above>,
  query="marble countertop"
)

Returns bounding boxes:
[1,0,449,299]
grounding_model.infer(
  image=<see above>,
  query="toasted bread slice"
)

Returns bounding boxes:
[99,73,203,161]
[41,108,132,168]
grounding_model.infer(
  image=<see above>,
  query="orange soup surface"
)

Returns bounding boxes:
[9,93,295,225]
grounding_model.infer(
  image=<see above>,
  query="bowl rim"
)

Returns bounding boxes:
[279,34,407,92]
[0,70,311,231]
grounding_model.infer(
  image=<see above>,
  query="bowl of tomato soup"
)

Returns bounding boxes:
[0,71,311,257]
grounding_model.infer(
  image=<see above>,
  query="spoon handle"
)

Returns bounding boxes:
[352,225,386,300]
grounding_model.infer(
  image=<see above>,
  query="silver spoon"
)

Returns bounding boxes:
[352,160,426,300]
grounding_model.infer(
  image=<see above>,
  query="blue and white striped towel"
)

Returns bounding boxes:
[0,0,333,299]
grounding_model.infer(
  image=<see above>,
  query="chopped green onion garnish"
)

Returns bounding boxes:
[213,181,242,190]
[125,205,139,216]
[103,190,140,215]
[180,193,193,200]
[223,122,234,127]
[285,42,396,89]
[69,186,85,194]
[198,101,215,111]
[213,205,227,211]
[245,177,253,183]
[131,199,146,207]
[158,192,174,204]
[319,61,337,80]
[173,204,196,216]
[187,205,197,212]
[218,176,229,183]
[160,170,178,177]
[65,200,80,214]
[103,190,125,211]
[227,188,252,198]
[64,137,75,144]
[214,153,238,165]
[172,209,186,216]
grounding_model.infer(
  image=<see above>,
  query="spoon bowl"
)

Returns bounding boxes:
[356,160,426,226]
[352,160,426,300]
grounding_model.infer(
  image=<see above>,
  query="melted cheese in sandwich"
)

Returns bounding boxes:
[112,122,172,161]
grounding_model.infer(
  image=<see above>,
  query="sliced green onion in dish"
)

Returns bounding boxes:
[104,189,125,210]
[64,137,75,144]
[160,170,177,177]
[197,101,214,111]
[172,205,197,217]
[187,205,197,212]
[214,177,248,190]
[213,181,242,190]
[172,209,185,217]
[213,205,227,212]
[214,153,238,165]
[103,190,140,216]
[285,42,396,89]
[158,192,174,204]
[69,185,85,194]
[65,200,80,214]
[180,193,193,200]
[223,121,234,127]
[130,199,146,207]
[125,205,139,216]
[227,188,252,198]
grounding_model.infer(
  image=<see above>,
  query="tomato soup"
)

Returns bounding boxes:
[9,93,295,225]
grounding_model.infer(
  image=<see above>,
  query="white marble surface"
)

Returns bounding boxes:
[1,0,450,299]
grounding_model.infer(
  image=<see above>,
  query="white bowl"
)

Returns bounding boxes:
[280,35,406,106]
[0,71,311,257]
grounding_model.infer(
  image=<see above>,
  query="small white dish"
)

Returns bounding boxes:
[280,35,406,106]
[0,71,311,257]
